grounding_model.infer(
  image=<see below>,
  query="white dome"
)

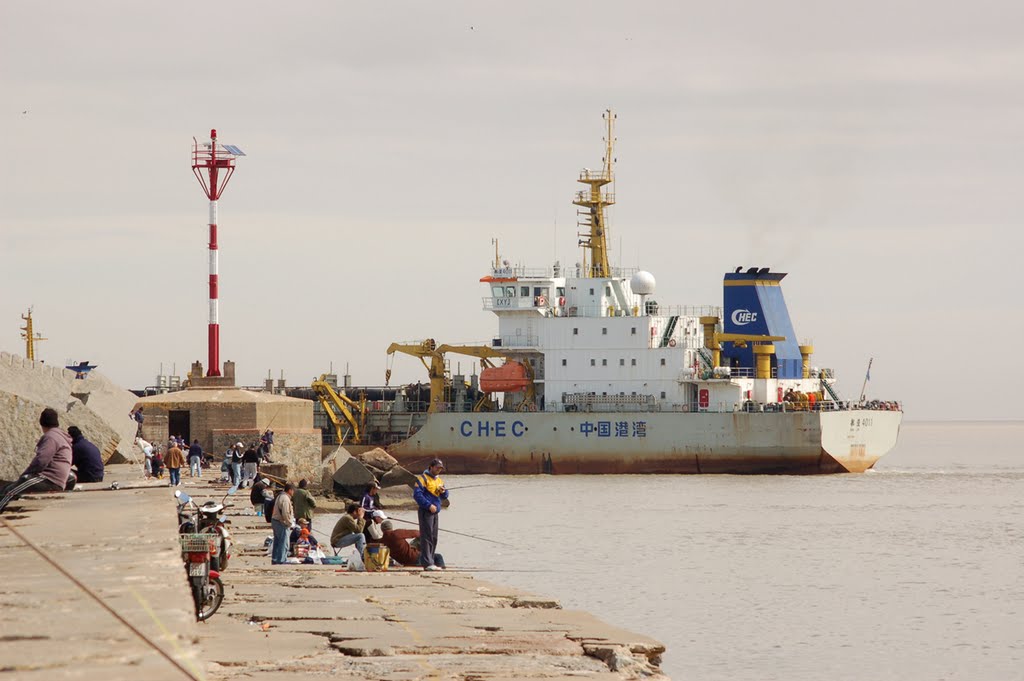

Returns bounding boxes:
[630,270,656,295]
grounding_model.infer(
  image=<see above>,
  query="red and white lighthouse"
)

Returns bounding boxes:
[191,129,244,377]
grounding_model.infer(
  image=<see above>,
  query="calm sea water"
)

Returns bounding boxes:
[333,422,1024,680]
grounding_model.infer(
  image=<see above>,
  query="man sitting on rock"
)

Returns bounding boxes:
[67,426,104,483]
[330,503,366,556]
[0,408,75,513]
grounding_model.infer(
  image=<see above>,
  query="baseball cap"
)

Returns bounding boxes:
[372,510,387,520]
[260,478,270,486]
[429,458,445,468]
[235,442,243,447]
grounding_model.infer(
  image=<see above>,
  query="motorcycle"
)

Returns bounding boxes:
[175,488,236,620]
[179,531,223,620]
[176,489,234,571]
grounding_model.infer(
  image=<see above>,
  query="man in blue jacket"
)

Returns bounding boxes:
[67,426,104,483]
[412,458,449,571]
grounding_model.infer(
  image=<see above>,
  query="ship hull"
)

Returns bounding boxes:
[383,409,902,475]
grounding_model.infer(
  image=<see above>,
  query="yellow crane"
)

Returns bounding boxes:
[436,344,537,412]
[385,339,448,413]
[311,375,366,445]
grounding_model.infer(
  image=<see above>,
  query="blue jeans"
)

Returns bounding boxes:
[168,468,181,485]
[271,519,290,564]
[189,456,201,477]
[332,532,365,556]
[230,463,241,486]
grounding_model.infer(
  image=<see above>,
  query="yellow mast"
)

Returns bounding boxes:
[20,307,47,361]
[573,109,616,278]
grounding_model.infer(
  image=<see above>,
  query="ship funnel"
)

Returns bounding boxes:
[721,269,801,378]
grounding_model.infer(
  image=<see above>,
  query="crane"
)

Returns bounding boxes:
[311,375,366,445]
[385,339,448,413]
[436,344,537,412]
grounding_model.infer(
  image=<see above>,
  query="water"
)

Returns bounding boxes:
[330,422,1024,680]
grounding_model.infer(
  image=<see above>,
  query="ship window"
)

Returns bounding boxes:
[561,359,566,367]
[521,286,530,297]
[602,359,608,366]
[556,287,565,297]
[504,286,516,297]
[491,286,505,297]
[602,327,607,335]
[660,358,666,366]
[631,358,637,366]
[631,327,636,335]
[590,359,595,366]
[605,286,611,296]
[661,391,666,399]
[589,288,595,295]
[573,327,579,336]
[619,358,625,366]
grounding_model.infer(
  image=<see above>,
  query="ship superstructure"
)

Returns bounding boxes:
[335,111,902,474]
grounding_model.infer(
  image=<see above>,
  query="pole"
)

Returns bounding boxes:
[207,130,221,376]
[858,357,873,403]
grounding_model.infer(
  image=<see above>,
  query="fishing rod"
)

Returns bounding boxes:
[443,483,504,491]
[385,516,516,548]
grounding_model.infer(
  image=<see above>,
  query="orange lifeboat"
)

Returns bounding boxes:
[480,362,530,393]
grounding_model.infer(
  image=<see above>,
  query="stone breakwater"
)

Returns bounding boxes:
[0,465,666,680]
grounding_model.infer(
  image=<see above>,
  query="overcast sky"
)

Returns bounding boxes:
[2,1,1021,420]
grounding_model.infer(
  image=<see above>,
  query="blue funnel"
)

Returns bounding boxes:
[721,269,802,379]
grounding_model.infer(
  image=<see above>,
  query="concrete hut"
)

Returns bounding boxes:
[134,372,321,482]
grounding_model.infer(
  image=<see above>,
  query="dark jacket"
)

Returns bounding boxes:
[70,433,104,482]
[242,447,260,464]
[189,443,203,459]
[26,428,73,488]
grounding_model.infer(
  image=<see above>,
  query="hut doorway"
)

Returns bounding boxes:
[168,410,191,444]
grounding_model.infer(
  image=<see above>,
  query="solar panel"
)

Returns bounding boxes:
[222,144,246,157]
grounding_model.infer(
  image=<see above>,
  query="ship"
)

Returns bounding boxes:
[327,111,902,474]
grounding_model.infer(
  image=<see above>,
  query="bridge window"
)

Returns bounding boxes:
[561,359,567,367]
[660,358,666,366]
[631,359,637,366]
[504,286,516,297]
[602,359,608,366]
[520,286,530,297]
[590,359,596,367]
[619,358,625,366]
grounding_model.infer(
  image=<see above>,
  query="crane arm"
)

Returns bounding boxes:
[311,376,364,445]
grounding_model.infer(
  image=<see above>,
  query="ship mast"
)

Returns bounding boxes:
[20,307,47,361]
[574,109,616,278]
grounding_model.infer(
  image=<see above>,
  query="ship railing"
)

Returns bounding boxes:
[577,168,612,182]
[573,190,615,205]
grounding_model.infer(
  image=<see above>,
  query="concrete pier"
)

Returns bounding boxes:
[0,466,665,679]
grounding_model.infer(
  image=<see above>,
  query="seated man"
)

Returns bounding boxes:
[68,426,104,483]
[364,509,386,544]
[289,518,319,551]
[380,520,445,568]
[1,408,75,513]
[330,503,366,555]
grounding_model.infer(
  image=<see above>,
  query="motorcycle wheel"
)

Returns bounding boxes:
[197,576,224,621]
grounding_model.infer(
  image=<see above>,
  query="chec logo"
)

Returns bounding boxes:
[731,309,758,325]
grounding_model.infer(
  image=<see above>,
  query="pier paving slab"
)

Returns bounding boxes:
[0,466,666,679]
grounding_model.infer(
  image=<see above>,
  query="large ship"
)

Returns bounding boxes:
[328,111,902,474]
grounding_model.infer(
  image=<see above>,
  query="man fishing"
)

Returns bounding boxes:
[412,458,449,571]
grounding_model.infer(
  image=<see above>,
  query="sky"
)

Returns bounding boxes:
[2,1,1021,420]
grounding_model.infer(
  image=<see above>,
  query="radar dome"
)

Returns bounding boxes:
[630,270,656,295]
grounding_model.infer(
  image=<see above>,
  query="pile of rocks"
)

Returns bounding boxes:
[0,351,139,482]
[320,446,416,499]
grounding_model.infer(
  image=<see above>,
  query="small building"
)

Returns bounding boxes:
[134,365,321,481]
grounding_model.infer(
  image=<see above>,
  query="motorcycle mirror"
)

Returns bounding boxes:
[174,490,182,499]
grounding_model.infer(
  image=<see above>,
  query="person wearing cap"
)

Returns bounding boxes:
[293,478,317,529]
[68,426,104,483]
[270,482,296,565]
[1,408,75,513]
[361,480,382,515]
[228,442,244,486]
[412,458,449,571]
[250,477,271,515]
[290,518,319,553]
[365,509,387,543]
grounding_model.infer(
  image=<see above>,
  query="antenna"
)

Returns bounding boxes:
[573,109,617,278]
[19,307,47,361]
[191,128,244,377]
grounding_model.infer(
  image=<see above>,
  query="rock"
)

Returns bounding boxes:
[318,446,353,489]
[363,463,388,480]
[329,448,376,499]
[380,465,417,488]
[356,447,398,471]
